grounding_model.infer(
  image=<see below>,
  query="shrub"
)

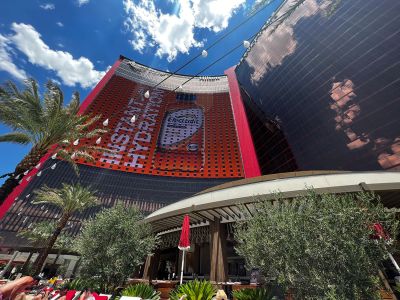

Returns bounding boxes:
[232,287,273,300]
[169,280,216,300]
[74,205,157,291]
[121,283,160,300]
[60,278,101,292]
[235,191,399,299]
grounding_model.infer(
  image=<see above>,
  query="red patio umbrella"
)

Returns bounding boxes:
[178,215,190,284]
[371,222,400,274]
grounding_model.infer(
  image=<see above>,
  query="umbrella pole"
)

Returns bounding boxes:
[388,252,400,274]
[180,250,185,285]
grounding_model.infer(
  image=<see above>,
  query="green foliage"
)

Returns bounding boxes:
[28,184,97,275]
[74,204,157,291]
[18,220,72,249]
[60,278,102,293]
[0,78,108,174]
[121,284,160,300]
[33,183,98,215]
[235,191,398,300]
[232,287,273,300]
[169,280,216,300]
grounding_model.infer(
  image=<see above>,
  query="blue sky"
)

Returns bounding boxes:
[0,0,280,183]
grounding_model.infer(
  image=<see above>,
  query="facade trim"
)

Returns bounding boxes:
[225,66,261,178]
[0,58,122,220]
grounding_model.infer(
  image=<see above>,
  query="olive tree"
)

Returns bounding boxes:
[74,204,158,291]
[235,191,398,300]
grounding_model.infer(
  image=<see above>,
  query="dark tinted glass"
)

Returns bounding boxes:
[236,0,400,172]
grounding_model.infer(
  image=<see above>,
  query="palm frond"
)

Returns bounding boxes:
[44,80,64,118]
[33,185,65,207]
[67,92,80,114]
[18,220,72,250]
[33,184,97,214]
[122,284,160,300]
[75,114,102,132]
[74,151,96,163]
[54,149,80,174]
[26,78,40,102]
[0,132,31,144]
[0,78,109,179]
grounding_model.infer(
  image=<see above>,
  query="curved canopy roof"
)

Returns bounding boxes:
[145,171,400,234]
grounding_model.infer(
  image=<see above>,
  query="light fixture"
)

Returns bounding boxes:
[178,85,183,91]
[131,115,136,123]
[243,40,250,48]
[96,137,102,144]
[23,170,29,175]
[73,139,79,146]
[201,50,208,57]
[51,163,57,170]
[71,153,76,159]
[35,163,41,169]
[103,119,109,126]
[37,171,42,177]
[26,176,31,182]
[15,174,21,180]
[144,90,150,98]
[51,153,57,159]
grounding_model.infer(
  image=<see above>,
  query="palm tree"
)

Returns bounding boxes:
[31,183,98,275]
[17,221,72,274]
[0,79,108,204]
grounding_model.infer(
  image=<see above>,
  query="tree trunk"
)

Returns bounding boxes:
[0,146,47,204]
[33,213,70,276]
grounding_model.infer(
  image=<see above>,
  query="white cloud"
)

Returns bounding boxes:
[0,34,27,80]
[57,43,64,48]
[77,0,90,6]
[245,0,320,84]
[56,22,64,27]
[40,3,55,10]
[192,0,245,32]
[123,0,245,62]
[9,23,107,88]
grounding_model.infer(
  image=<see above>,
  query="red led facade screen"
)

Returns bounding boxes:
[77,74,244,178]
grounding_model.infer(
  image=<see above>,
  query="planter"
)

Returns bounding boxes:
[152,280,178,300]
[379,289,396,300]
[126,278,150,286]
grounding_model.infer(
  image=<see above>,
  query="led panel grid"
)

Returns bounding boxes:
[75,75,244,178]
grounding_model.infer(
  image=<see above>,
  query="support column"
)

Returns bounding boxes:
[209,219,228,283]
[142,251,160,281]
[21,252,34,274]
[0,251,19,278]
[64,256,80,278]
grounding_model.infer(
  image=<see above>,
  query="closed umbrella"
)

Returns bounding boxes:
[178,215,190,284]
[371,222,400,274]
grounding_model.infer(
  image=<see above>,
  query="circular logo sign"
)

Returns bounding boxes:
[187,143,199,152]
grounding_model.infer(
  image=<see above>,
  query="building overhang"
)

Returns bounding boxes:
[145,171,400,234]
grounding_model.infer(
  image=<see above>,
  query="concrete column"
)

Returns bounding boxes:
[209,219,228,283]
[0,251,19,278]
[142,251,160,281]
[64,256,80,278]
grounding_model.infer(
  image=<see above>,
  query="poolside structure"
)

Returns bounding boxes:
[0,0,399,281]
